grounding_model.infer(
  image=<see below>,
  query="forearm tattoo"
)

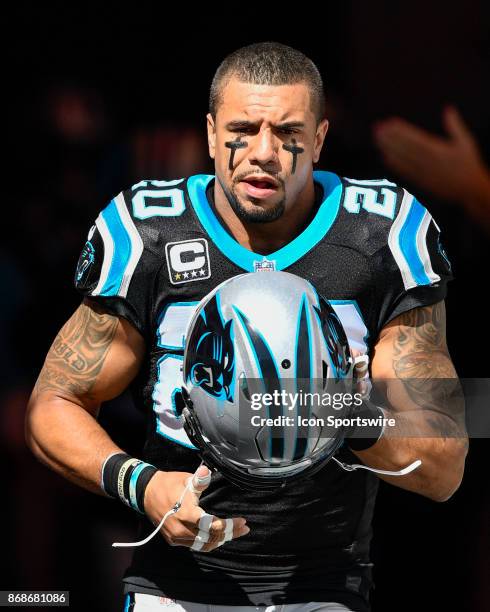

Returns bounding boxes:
[34,302,119,399]
[225,136,248,170]
[282,139,304,174]
[391,302,466,441]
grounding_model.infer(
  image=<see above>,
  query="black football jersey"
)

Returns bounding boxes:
[75,171,452,612]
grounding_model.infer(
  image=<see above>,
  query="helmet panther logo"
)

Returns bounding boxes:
[186,294,235,402]
[76,241,95,283]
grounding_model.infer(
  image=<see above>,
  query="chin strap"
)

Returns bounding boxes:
[332,456,422,476]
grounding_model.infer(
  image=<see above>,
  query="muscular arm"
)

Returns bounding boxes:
[355,301,468,501]
[26,299,249,549]
[25,299,145,495]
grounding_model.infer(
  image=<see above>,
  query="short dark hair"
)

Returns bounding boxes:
[209,42,326,122]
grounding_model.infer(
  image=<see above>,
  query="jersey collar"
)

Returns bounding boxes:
[187,171,342,272]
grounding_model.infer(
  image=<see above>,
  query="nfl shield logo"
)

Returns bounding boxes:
[254,258,276,272]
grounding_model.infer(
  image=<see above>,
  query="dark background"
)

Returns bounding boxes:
[2,2,489,611]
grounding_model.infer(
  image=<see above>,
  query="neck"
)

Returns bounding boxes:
[213,178,317,254]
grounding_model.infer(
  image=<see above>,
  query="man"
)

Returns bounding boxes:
[26,42,467,612]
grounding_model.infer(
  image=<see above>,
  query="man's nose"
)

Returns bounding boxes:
[249,128,278,166]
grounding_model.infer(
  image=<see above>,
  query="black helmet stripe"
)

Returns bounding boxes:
[294,295,311,460]
[233,307,284,461]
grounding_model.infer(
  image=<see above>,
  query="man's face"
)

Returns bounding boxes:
[207,78,328,223]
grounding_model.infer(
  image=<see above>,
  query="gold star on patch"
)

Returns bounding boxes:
[175,273,181,280]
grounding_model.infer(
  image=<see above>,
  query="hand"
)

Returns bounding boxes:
[143,465,249,552]
[351,349,371,399]
[373,106,490,204]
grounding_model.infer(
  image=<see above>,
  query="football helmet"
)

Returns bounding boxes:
[181,271,354,490]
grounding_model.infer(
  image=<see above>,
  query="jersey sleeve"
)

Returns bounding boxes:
[375,189,453,331]
[74,189,160,337]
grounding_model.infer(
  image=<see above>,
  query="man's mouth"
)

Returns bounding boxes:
[240,176,279,199]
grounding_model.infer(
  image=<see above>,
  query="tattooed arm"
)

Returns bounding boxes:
[25,299,145,495]
[355,301,467,501]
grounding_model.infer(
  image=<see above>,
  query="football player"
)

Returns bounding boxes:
[26,42,467,612]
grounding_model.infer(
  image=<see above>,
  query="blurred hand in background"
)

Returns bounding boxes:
[373,106,490,231]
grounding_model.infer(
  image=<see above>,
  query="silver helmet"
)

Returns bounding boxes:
[181,271,354,490]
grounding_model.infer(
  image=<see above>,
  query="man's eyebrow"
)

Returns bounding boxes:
[275,121,305,129]
[225,120,305,130]
[225,120,259,130]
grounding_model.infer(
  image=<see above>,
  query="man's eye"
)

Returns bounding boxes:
[230,128,253,135]
[279,128,297,135]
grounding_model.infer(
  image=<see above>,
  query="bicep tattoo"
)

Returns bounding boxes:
[390,302,466,440]
[34,302,119,399]
[392,301,450,380]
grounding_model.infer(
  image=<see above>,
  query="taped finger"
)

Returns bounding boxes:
[223,518,234,542]
[198,512,214,532]
[194,529,211,543]
[214,519,235,548]
[190,538,205,551]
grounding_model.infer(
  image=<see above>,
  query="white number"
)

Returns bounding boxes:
[153,302,198,448]
[132,179,186,219]
[343,186,396,219]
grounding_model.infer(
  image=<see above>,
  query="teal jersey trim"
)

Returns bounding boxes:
[100,198,132,296]
[187,171,342,271]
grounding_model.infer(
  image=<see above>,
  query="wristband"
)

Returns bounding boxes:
[102,452,158,513]
[347,403,386,451]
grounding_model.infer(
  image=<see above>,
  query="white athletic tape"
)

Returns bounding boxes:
[198,512,214,532]
[190,538,205,551]
[186,470,212,495]
[185,477,199,495]
[194,530,211,543]
[112,461,232,552]
[222,518,234,543]
[195,471,212,486]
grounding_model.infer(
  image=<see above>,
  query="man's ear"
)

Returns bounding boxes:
[313,118,329,163]
[207,113,216,160]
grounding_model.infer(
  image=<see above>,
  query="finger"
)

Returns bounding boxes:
[374,120,444,161]
[190,535,207,551]
[162,515,199,541]
[198,512,214,532]
[179,509,219,540]
[379,150,426,180]
[187,519,234,551]
[195,523,250,553]
[443,105,475,144]
[208,517,247,539]
[186,465,212,499]
[353,354,369,378]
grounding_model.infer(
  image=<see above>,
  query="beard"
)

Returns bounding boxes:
[218,174,286,224]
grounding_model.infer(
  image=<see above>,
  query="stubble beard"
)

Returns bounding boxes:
[219,177,286,224]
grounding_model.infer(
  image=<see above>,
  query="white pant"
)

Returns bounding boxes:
[124,592,354,612]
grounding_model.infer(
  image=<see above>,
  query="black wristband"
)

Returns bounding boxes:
[347,403,385,451]
[102,453,130,499]
[101,452,157,513]
[135,465,158,514]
